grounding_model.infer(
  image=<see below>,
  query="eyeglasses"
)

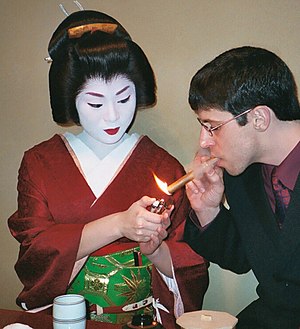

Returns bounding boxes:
[197,108,252,137]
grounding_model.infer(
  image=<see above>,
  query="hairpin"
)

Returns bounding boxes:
[44,1,90,63]
[59,1,84,17]
[59,4,69,17]
[73,1,84,11]
[44,56,53,63]
[68,23,118,38]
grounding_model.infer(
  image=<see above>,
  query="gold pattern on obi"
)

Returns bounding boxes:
[67,247,152,324]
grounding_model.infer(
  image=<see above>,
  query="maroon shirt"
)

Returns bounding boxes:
[262,141,300,212]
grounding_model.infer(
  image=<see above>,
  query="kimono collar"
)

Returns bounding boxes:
[63,132,141,204]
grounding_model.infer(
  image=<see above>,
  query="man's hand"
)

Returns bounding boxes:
[186,154,224,226]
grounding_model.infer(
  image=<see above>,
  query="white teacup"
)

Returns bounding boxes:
[53,294,86,329]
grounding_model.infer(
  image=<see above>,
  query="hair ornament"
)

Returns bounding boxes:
[59,4,70,16]
[59,1,84,17]
[45,1,86,63]
[68,23,118,38]
[73,1,84,11]
[44,56,53,63]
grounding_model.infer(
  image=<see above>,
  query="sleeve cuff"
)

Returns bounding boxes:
[156,262,184,318]
[189,209,212,232]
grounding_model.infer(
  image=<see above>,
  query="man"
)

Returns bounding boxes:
[183,46,300,329]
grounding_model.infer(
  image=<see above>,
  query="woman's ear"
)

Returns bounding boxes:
[251,106,271,131]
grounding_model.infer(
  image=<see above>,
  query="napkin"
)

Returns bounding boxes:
[3,324,33,329]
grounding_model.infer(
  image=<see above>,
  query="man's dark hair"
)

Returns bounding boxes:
[189,46,300,125]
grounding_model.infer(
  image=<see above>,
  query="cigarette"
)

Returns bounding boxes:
[167,157,218,194]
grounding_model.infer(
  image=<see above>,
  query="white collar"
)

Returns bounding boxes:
[63,132,140,205]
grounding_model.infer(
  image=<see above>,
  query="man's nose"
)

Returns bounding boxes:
[199,128,215,149]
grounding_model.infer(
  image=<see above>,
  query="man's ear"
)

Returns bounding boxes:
[251,105,271,131]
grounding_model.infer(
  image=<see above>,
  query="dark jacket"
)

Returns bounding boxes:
[184,163,300,329]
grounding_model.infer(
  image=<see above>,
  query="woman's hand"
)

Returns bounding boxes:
[140,212,173,277]
[139,206,172,256]
[139,208,173,277]
[78,197,171,260]
[118,196,170,242]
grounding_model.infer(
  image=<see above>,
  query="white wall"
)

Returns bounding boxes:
[1,0,299,316]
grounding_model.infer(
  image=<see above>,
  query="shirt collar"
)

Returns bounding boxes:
[264,140,300,190]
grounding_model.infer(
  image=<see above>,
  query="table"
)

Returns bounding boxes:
[0,309,122,329]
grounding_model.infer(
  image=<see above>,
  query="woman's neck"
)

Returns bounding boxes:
[77,130,126,160]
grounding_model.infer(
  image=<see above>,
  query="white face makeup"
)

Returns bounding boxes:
[76,76,136,144]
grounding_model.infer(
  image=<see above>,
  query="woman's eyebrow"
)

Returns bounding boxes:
[86,92,104,97]
[116,85,130,95]
[85,86,130,97]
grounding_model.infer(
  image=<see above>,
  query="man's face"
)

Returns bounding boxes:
[196,108,256,175]
[76,76,136,144]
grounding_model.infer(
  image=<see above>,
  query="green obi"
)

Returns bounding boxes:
[67,247,153,324]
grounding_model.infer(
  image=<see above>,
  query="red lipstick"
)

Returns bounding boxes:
[104,127,120,135]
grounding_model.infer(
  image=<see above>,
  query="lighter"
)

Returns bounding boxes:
[149,199,171,214]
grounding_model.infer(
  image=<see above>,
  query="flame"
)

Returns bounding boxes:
[153,173,171,195]
[153,158,218,196]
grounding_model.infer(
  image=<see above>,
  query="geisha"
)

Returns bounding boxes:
[8,8,209,329]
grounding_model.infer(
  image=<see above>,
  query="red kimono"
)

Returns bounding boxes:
[8,134,208,329]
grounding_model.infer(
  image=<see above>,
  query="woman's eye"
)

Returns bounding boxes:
[88,103,102,108]
[118,95,130,104]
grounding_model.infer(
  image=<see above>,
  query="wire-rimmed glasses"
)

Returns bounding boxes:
[197,108,253,136]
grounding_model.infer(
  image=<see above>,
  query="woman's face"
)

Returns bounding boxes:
[76,76,136,144]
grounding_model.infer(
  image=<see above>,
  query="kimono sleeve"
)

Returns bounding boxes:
[151,172,209,328]
[8,150,85,310]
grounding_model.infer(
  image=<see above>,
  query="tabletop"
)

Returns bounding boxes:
[0,309,122,329]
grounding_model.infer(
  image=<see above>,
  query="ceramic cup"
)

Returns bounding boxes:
[53,294,86,329]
